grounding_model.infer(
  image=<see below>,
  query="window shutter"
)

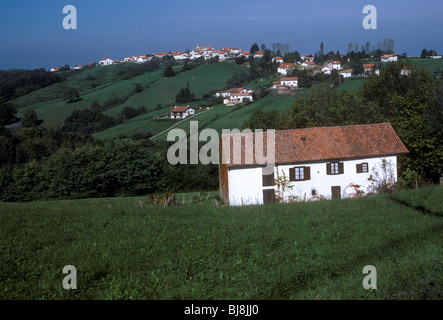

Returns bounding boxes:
[326,163,331,175]
[304,166,311,180]
[262,172,274,186]
[338,162,344,174]
[289,167,295,181]
[356,163,362,173]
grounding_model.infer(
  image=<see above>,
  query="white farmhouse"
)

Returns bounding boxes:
[381,54,398,62]
[327,60,341,70]
[170,106,195,119]
[277,63,295,75]
[272,57,284,64]
[99,58,114,66]
[218,123,408,205]
[253,51,264,58]
[321,66,331,75]
[272,77,298,89]
[224,92,254,105]
[215,87,250,98]
[339,69,353,78]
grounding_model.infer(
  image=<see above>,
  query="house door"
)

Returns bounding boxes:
[263,189,275,204]
[331,186,341,200]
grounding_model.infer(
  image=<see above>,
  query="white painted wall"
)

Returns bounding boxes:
[228,167,264,205]
[227,156,398,205]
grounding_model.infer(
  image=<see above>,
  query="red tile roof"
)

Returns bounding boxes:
[364,64,375,69]
[281,77,298,81]
[220,123,408,167]
[279,63,295,69]
[227,87,245,93]
[170,106,192,113]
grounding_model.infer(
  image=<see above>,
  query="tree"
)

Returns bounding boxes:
[163,66,175,78]
[420,48,428,59]
[242,110,280,131]
[0,102,18,125]
[250,43,259,55]
[21,109,41,128]
[63,88,80,103]
[428,49,438,57]
[175,88,195,104]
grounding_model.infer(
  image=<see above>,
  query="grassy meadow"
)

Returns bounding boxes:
[1,186,442,300]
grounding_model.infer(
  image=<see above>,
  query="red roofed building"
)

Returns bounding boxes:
[219,123,408,205]
[272,77,298,91]
[277,63,296,75]
[170,106,195,119]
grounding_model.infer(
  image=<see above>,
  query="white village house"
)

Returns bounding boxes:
[170,106,195,119]
[218,123,408,205]
[381,54,398,63]
[99,58,115,66]
[224,92,254,105]
[339,69,353,78]
[272,77,298,89]
[277,63,295,75]
[327,60,341,70]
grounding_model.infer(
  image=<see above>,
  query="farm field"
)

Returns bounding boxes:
[1,186,442,300]
[14,62,246,129]
[12,63,140,108]
[94,86,308,140]
[335,77,368,92]
[362,57,443,72]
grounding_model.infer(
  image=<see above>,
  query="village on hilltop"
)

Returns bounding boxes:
[48,43,442,120]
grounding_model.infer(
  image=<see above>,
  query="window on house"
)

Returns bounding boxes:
[356,162,369,173]
[326,162,344,175]
[289,166,311,181]
[262,170,274,187]
[311,189,317,196]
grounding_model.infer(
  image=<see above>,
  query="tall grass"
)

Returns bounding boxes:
[1,187,442,299]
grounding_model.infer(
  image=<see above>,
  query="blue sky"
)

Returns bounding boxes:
[0,0,441,70]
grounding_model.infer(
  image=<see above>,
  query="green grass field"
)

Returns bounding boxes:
[1,186,442,300]
[335,78,368,92]
[15,62,246,130]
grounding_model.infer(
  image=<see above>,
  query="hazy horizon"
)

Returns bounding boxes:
[1,0,442,70]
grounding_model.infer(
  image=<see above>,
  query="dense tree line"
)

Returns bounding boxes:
[0,127,218,201]
[0,69,63,103]
[242,61,443,185]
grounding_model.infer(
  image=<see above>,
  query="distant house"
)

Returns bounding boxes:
[381,54,398,62]
[277,63,295,75]
[170,106,195,119]
[172,52,187,60]
[99,58,114,66]
[327,61,341,70]
[240,51,250,58]
[218,123,409,205]
[302,54,314,62]
[363,63,380,76]
[215,87,251,98]
[321,66,331,75]
[137,56,152,63]
[272,57,284,64]
[49,67,60,72]
[339,69,353,78]
[253,51,264,58]
[73,65,83,70]
[272,77,298,89]
[224,92,254,105]
[154,53,168,59]
[400,66,412,76]
[301,61,316,69]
